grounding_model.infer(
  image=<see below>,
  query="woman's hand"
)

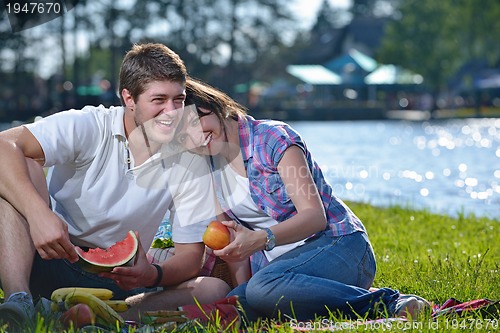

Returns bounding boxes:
[212,221,266,262]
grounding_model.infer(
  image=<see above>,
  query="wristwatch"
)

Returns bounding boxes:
[264,228,276,251]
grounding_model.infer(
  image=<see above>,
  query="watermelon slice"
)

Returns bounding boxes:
[76,230,139,273]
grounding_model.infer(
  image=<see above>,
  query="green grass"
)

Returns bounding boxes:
[1,202,499,332]
[353,202,499,302]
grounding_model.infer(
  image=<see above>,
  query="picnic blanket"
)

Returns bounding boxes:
[288,297,500,332]
[432,297,500,318]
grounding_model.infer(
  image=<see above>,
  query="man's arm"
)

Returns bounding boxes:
[0,126,46,212]
[0,126,78,262]
[157,242,206,287]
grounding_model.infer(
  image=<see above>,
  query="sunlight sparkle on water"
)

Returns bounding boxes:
[292,118,499,218]
[420,188,429,197]
[414,136,426,149]
[464,178,478,187]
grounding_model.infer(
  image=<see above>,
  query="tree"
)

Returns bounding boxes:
[376,1,461,109]
[0,0,309,120]
[313,0,348,33]
[377,0,500,112]
[453,0,500,64]
[351,0,378,18]
[119,0,298,93]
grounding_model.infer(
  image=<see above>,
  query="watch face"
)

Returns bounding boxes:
[265,228,276,251]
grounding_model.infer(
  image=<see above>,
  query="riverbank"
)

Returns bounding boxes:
[2,107,500,129]
[1,202,498,332]
[251,106,500,122]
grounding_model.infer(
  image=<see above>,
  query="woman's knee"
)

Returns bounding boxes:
[358,238,376,289]
[245,271,284,307]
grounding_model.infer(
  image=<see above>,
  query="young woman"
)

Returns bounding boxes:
[178,78,430,323]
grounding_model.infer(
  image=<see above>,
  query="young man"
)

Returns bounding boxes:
[0,43,229,328]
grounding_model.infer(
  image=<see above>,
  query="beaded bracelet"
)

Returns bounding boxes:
[147,263,163,288]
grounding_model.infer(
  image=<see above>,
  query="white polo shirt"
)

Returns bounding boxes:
[25,105,215,249]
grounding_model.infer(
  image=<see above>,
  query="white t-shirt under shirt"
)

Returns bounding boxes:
[25,105,215,249]
[219,160,305,262]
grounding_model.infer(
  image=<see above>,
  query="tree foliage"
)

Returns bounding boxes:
[0,0,303,120]
[377,0,500,94]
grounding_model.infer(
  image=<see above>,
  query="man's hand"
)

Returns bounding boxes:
[28,206,78,262]
[100,232,155,290]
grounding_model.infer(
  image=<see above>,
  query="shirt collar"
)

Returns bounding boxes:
[112,106,127,141]
[239,115,255,162]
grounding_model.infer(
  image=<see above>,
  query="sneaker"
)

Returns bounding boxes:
[179,296,241,330]
[0,292,35,328]
[395,294,431,319]
[34,297,54,319]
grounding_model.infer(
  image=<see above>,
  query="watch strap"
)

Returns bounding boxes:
[264,228,276,251]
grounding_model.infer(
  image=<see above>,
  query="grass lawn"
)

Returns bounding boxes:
[1,202,499,332]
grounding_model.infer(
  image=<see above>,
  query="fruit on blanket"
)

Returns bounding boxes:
[51,287,114,303]
[103,300,130,312]
[75,230,138,273]
[202,221,230,250]
[64,290,124,326]
[60,303,96,328]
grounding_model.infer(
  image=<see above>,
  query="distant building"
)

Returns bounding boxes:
[296,17,390,65]
[254,15,430,120]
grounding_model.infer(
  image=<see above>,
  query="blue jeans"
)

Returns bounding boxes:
[228,231,400,321]
[29,252,152,300]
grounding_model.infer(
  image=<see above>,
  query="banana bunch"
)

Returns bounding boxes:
[51,287,128,326]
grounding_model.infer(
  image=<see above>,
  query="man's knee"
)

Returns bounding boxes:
[0,193,32,243]
[0,196,20,220]
[191,276,231,303]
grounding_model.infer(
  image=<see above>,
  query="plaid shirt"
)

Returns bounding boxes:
[239,115,366,236]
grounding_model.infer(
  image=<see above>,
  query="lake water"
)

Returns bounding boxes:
[1,118,499,220]
[290,118,500,220]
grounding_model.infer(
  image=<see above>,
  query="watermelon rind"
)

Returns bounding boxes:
[76,230,139,273]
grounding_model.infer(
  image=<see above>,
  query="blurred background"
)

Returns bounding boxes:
[1,0,499,219]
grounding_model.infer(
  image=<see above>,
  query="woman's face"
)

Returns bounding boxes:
[178,107,225,156]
